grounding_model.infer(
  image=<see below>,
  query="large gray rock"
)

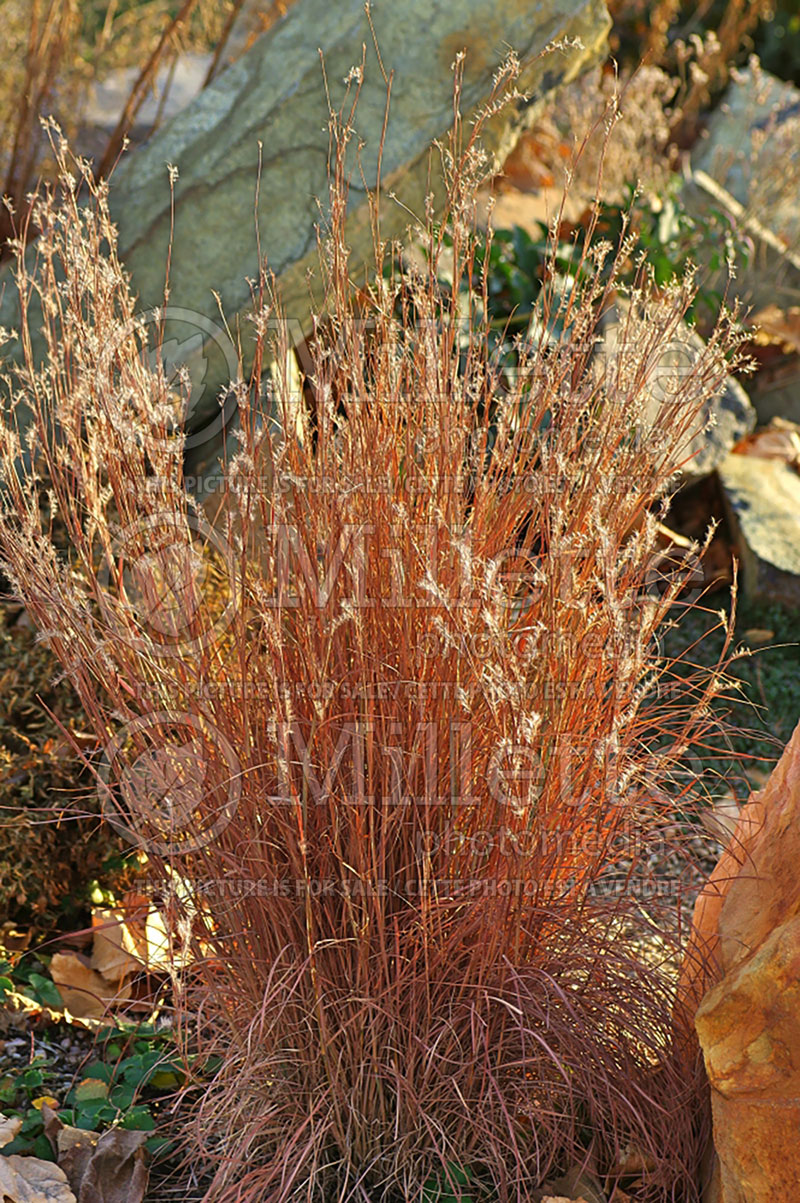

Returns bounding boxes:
[680,168,800,317]
[718,453,800,609]
[681,66,800,328]
[749,360,800,432]
[0,0,611,478]
[679,166,800,428]
[599,304,755,486]
[692,65,800,257]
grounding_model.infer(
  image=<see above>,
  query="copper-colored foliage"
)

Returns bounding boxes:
[0,61,750,1203]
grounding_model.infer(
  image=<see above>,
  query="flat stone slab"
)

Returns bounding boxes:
[718,453,800,608]
[0,0,611,475]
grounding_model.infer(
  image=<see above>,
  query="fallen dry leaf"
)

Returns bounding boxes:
[71,1129,149,1203]
[90,909,146,985]
[541,1166,606,1203]
[41,1109,148,1203]
[742,627,775,647]
[751,304,800,354]
[732,420,800,467]
[143,907,172,973]
[0,925,32,953]
[90,894,177,982]
[42,1105,99,1194]
[0,1114,22,1146]
[0,990,65,1028]
[0,1152,76,1202]
[90,880,192,981]
[49,954,131,1021]
[612,1142,657,1176]
[540,1196,589,1203]
[701,793,743,844]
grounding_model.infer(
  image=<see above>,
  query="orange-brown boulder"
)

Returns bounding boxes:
[686,717,800,1201]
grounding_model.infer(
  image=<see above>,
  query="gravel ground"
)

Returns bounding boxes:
[0,1021,96,1101]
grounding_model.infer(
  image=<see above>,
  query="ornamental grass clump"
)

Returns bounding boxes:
[0,64,746,1203]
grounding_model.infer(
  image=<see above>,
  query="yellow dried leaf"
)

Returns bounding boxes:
[90,908,148,984]
[751,304,800,353]
[49,953,131,1020]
